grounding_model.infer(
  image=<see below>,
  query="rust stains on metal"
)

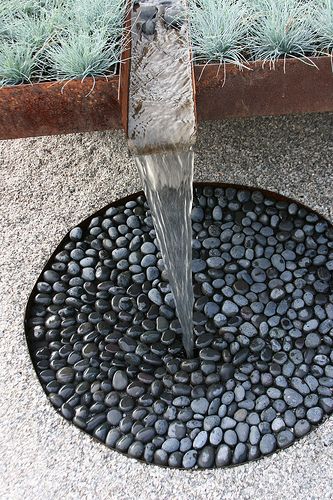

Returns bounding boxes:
[119,2,132,135]
[195,56,333,121]
[0,56,332,141]
[0,78,121,140]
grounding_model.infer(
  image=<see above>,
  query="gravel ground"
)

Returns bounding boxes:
[1,113,333,500]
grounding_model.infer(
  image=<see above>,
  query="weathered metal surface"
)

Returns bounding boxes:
[195,56,333,121]
[0,78,121,140]
[127,0,197,156]
[119,3,132,134]
[0,57,332,141]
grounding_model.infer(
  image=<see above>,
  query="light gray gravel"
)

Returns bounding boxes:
[1,113,333,500]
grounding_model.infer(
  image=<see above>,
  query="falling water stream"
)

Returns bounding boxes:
[127,0,197,357]
[135,151,194,357]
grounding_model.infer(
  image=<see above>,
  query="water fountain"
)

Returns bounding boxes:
[24,0,333,469]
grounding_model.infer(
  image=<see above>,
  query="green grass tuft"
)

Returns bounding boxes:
[188,0,251,67]
[0,0,126,87]
[0,42,37,86]
[188,0,333,67]
[0,0,333,88]
[249,0,317,65]
[313,0,333,55]
[45,29,121,81]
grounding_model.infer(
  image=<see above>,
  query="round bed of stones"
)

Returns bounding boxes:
[25,183,333,469]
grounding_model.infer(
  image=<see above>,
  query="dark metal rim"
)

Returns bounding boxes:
[24,181,333,471]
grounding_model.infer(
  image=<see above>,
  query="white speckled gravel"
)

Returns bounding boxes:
[1,114,333,499]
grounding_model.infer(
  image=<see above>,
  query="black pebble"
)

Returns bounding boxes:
[27,187,333,470]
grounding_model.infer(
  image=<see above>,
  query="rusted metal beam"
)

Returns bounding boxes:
[0,56,332,141]
[195,56,333,121]
[0,78,121,140]
[119,3,132,134]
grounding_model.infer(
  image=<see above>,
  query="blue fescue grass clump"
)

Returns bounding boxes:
[313,0,333,56]
[1,0,333,87]
[0,43,37,86]
[45,30,121,82]
[45,0,125,83]
[189,0,333,67]
[188,0,250,67]
[0,0,126,87]
[249,0,317,65]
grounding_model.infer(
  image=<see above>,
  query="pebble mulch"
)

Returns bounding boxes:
[26,185,333,468]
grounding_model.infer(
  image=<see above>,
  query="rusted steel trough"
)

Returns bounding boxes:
[0,56,332,140]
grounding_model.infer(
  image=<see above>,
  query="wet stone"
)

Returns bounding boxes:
[235,422,249,442]
[271,254,286,272]
[284,410,297,427]
[203,237,220,249]
[239,322,257,338]
[232,443,248,464]
[154,449,168,465]
[220,363,235,382]
[198,446,215,468]
[222,300,239,317]
[183,450,198,469]
[224,429,237,446]
[192,259,206,273]
[136,427,156,443]
[56,367,74,384]
[305,332,321,348]
[304,319,319,333]
[277,429,294,449]
[271,417,285,432]
[112,370,128,391]
[210,427,223,446]
[200,347,220,362]
[252,268,266,283]
[155,419,168,435]
[215,444,232,467]
[193,431,208,449]
[192,206,204,222]
[107,409,122,426]
[221,417,236,430]
[233,348,250,366]
[168,421,186,439]
[82,343,98,358]
[291,377,310,396]
[162,438,180,453]
[204,415,220,431]
[128,441,144,459]
[320,398,333,413]
[294,419,311,437]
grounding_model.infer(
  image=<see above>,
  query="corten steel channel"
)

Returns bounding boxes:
[0,56,332,140]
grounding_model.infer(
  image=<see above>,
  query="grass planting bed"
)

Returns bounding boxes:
[1,0,333,86]
[0,0,333,139]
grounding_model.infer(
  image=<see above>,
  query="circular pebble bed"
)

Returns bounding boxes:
[25,184,333,469]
